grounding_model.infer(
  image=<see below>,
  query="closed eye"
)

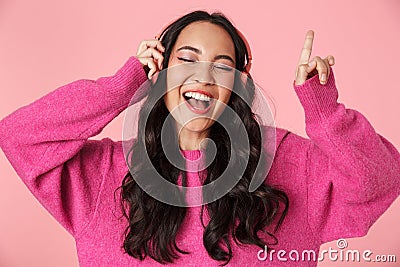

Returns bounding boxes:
[213,63,233,72]
[178,57,233,72]
[177,57,195,63]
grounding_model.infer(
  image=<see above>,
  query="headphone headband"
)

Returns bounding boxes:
[235,28,252,74]
[155,23,252,74]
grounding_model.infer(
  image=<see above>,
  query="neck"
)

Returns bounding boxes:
[178,126,209,151]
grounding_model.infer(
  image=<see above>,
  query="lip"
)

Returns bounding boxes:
[182,89,215,115]
[181,88,215,115]
[182,89,214,99]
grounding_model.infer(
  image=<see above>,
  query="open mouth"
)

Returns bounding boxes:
[183,91,214,111]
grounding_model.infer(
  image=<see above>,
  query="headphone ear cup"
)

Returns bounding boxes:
[244,62,252,74]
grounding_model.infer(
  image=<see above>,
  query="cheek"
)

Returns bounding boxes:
[212,88,232,119]
[163,91,173,112]
[215,72,235,93]
[165,66,179,112]
[163,88,181,112]
[219,88,232,104]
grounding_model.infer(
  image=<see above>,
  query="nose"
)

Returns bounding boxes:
[193,62,215,85]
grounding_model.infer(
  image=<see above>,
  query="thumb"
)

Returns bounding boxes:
[295,61,317,85]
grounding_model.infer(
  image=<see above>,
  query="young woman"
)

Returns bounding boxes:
[0,10,399,267]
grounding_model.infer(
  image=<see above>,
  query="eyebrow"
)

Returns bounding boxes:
[176,45,235,64]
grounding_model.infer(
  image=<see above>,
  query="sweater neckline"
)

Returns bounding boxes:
[180,149,202,160]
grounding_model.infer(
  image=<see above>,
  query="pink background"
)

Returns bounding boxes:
[0,0,399,266]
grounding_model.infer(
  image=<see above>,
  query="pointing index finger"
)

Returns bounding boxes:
[298,30,314,65]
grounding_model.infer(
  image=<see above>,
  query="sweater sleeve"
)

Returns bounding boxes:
[0,56,148,238]
[292,67,400,245]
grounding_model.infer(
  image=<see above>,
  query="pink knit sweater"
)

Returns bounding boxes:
[0,56,399,266]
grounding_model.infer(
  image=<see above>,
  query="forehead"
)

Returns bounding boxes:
[174,21,235,56]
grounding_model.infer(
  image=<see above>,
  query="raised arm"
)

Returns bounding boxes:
[293,66,400,245]
[0,56,148,238]
[289,30,400,244]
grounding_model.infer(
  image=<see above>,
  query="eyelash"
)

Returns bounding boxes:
[177,57,194,63]
[214,64,233,72]
[177,57,233,71]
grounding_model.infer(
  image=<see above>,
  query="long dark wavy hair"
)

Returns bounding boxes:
[114,10,289,266]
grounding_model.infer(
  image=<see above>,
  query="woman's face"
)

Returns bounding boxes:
[164,21,236,134]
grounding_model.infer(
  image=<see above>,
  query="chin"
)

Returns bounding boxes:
[180,118,214,133]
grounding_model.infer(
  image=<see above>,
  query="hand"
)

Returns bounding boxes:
[295,30,335,86]
[136,40,165,79]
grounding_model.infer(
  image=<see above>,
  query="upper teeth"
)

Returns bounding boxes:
[184,92,211,102]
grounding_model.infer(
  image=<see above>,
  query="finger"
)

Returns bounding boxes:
[158,57,164,70]
[295,61,316,85]
[138,47,164,63]
[146,59,158,79]
[138,48,164,69]
[327,55,335,66]
[297,30,314,66]
[295,64,309,85]
[155,42,166,53]
[139,55,162,74]
[137,57,158,79]
[136,40,165,57]
[323,59,330,81]
[144,40,165,52]
[137,41,147,56]
[138,40,165,52]
[137,41,151,56]
[312,56,329,84]
[322,57,332,78]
